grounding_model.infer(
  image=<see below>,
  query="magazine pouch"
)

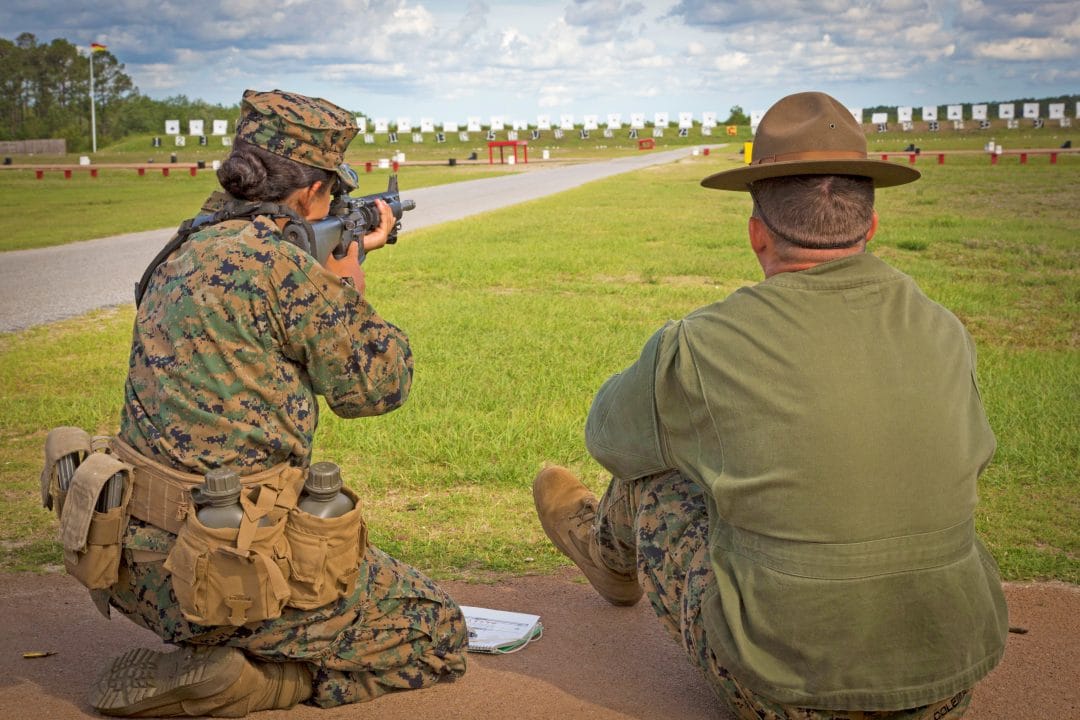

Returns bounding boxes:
[164,483,293,626]
[58,452,133,590]
[41,426,93,517]
[285,487,367,609]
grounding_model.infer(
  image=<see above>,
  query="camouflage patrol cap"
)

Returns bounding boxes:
[236,89,359,191]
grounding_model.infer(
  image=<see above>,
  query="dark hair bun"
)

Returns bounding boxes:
[217,144,271,200]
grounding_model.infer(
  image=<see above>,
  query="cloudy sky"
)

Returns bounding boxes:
[4,0,1077,123]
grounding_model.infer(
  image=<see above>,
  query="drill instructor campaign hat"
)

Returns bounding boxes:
[235,89,360,192]
[701,91,921,191]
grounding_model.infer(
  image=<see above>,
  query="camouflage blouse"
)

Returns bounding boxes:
[119,214,412,474]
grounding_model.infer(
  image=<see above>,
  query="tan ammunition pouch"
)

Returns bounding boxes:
[285,487,367,609]
[164,483,296,626]
[41,428,133,590]
[110,437,368,625]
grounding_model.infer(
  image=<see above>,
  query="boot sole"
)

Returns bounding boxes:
[90,646,245,716]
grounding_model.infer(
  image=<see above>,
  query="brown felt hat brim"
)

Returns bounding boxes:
[701,157,921,191]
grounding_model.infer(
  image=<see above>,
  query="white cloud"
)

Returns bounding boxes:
[973,37,1075,61]
[391,4,436,35]
[711,52,750,72]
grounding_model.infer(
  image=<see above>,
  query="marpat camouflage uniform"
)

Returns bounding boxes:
[106,89,467,706]
[121,215,411,473]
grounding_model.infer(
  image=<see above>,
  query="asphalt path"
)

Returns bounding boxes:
[0,147,713,333]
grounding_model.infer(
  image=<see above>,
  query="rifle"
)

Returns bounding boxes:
[281,174,416,265]
[135,175,415,306]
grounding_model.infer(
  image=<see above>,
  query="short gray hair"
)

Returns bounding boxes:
[749,175,875,249]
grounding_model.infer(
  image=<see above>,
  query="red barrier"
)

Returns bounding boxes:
[138,168,145,176]
[365,162,372,173]
[64,169,72,179]
[703,148,710,156]
[162,168,170,177]
[938,154,945,165]
[392,161,399,172]
[488,140,529,165]
[1050,153,1058,164]
[1020,153,1028,164]
[881,154,888,161]
[909,154,917,164]
[90,168,98,178]
[189,167,197,176]
[991,154,998,165]
[35,170,43,179]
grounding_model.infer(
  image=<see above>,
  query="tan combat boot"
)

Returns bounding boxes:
[533,465,642,606]
[89,645,313,717]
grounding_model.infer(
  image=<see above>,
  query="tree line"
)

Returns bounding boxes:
[1,33,239,152]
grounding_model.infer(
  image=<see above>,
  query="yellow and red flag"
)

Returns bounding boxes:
[90,42,108,52]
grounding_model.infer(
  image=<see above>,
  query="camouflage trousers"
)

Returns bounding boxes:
[105,521,468,708]
[591,469,974,720]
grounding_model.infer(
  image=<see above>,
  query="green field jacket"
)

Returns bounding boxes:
[585,252,1008,710]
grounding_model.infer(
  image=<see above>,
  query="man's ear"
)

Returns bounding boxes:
[865,211,879,244]
[748,216,772,256]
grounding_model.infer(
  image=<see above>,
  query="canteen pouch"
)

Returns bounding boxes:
[285,487,367,609]
[41,426,93,517]
[58,452,133,590]
[164,485,292,626]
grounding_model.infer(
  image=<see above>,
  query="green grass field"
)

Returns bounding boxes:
[0,164,519,252]
[0,150,1076,583]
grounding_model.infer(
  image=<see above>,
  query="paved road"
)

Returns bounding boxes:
[0,147,713,333]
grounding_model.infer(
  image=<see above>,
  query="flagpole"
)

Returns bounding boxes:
[89,48,97,153]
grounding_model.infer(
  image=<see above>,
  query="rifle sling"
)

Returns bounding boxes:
[134,201,310,307]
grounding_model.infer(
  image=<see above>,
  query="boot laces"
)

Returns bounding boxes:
[569,498,598,528]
